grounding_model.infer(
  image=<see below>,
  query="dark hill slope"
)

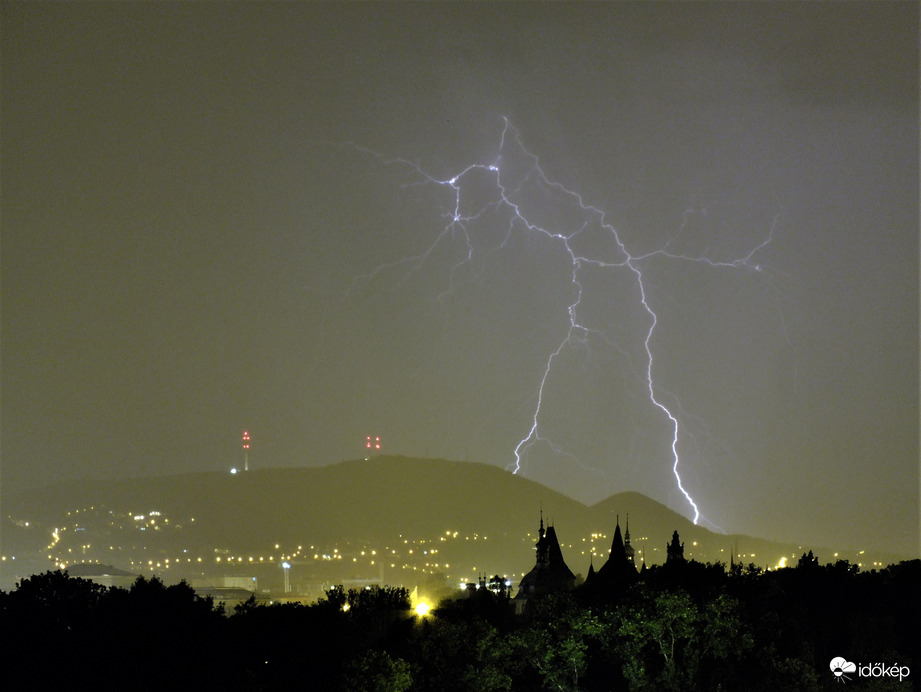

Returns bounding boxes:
[11,456,588,546]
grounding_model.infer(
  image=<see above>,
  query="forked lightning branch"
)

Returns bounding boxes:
[354,119,778,526]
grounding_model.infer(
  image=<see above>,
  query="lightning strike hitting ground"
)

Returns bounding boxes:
[353,119,778,525]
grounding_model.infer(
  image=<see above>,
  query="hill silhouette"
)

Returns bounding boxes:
[3,456,897,587]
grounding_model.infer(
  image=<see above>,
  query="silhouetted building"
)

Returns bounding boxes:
[484,574,512,597]
[64,563,136,589]
[589,515,638,589]
[464,574,512,598]
[666,530,686,565]
[514,514,575,612]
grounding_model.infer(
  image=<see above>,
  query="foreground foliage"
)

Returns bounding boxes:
[0,559,917,690]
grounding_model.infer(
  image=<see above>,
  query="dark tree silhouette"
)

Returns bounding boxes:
[1,558,917,690]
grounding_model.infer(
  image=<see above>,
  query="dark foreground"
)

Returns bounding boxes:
[1,558,917,691]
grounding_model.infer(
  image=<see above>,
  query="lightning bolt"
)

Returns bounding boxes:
[351,119,778,525]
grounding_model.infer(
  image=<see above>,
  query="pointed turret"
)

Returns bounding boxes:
[596,514,638,587]
[535,510,550,568]
[608,515,627,565]
[624,514,636,568]
[515,514,576,610]
[585,555,596,585]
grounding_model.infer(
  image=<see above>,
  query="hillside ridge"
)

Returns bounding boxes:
[4,457,904,579]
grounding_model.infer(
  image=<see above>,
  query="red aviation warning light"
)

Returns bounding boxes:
[366,436,381,450]
[242,430,251,472]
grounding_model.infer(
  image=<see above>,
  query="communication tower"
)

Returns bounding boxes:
[366,436,381,452]
[242,430,251,472]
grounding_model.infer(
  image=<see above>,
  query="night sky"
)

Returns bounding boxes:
[3,3,918,556]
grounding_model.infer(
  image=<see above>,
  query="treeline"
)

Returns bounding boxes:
[0,557,917,691]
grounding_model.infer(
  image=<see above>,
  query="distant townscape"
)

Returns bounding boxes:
[1,502,917,690]
[0,457,902,601]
